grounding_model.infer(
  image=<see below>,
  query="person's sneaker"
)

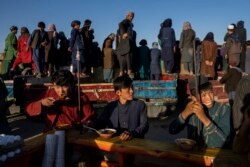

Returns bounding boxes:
[128,73,134,79]
[36,73,42,78]
[21,67,32,75]
[80,73,89,78]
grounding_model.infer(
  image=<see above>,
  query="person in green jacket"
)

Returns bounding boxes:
[169,75,231,148]
[2,26,18,78]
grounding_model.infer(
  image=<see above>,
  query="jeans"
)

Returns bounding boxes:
[32,48,45,73]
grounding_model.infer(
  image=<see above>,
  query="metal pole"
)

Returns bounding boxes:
[76,47,82,134]
[193,38,199,101]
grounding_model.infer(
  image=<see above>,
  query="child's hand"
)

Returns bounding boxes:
[41,97,55,107]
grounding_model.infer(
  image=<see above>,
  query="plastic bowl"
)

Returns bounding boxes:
[175,138,196,150]
[98,128,117,139]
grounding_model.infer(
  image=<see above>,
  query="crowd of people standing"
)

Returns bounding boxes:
[0,11,250,166]
[1,11,249,82]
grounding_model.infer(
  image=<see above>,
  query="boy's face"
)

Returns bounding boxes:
[13,29,17,34]
[117,86,134,102]
[228,29,234,34]
[54,84,71,100]
[74,24,80,30]
[200,89,214,108]
[126,13,134,22]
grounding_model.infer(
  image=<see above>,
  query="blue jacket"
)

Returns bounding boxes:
[95,99,149,138]
[70,28,84,51]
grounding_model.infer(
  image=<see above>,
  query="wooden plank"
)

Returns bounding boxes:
[67,130,227,166]
[66,129,246,167]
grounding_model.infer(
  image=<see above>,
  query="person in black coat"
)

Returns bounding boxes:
[0,76,11,134]
[116,11,136,77]
[220,60,242,108]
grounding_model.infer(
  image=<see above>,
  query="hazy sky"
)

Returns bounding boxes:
[0,0,249,51]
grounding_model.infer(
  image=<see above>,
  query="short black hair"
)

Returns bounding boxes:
[21,27,29,34]
[84,19,92,25]
[38,21,46,28]
[71,20,81,28]
[190,82,213,96]
[10,26,18,31]
[189,75,212,96]
[113,75,133,92]
[51,70,76,86]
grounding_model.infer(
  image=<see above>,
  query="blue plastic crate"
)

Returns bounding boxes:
[6,85,14,98]
[133,80,177,99]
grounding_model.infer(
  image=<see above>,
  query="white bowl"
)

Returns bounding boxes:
[98,128,117,139]
[175,138,196,150]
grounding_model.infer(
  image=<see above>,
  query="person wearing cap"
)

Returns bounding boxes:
[224,24,242,71]
[117,11,136,77]
[80,19,94,76]
[2,26,18,79]
[169,76,231,148]
[150,42,162,80]
[25,69,95,131]
[28,21,49,78]
[68,20,85,78]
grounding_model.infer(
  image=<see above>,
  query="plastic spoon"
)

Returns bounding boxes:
[82,125,101,134]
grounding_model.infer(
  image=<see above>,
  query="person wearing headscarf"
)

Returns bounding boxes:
[158,18,176,73]
[2,26,18,78]
[81,19,94,76]
[102,33,116,82]
[57,31,70,68]
[224,24,242,69]
[136,39,151,80]
[200,32,218,79]
[236,20,247,72]
[45,23,59,76]
[150,42,161,80]
[179,21,196,75]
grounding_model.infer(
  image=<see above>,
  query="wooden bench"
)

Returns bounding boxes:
[66,129,244,167]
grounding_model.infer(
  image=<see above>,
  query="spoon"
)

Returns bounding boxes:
[82,125,101,134]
